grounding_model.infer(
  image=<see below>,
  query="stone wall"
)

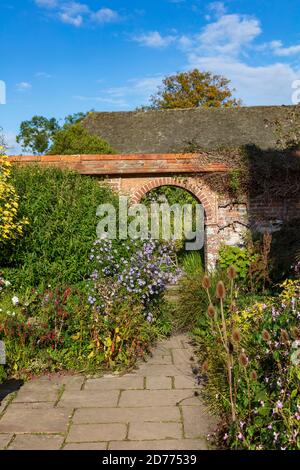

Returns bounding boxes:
[82,106,294,153]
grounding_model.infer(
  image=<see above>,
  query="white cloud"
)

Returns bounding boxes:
[72,75,163,109]
[16,82,32,91]
[129,76,163,93]
[197,14,261,56]
[35,1,121,27]
[58,2,89,27]
[35,0,58,8]
[187,54,298,105]
[133,31,176,48]
[207,2,227,17]
[270,40,300,57]
[131,8,300,106]
[35,72,52,78]
[73,95,129,107]
[2,131,21,155]
[92,8,120,24]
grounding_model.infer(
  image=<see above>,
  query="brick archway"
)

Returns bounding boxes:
[130,177,216,224]
[9,153,226,270]
[130,177,220,270]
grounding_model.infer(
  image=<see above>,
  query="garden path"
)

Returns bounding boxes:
[0,334,217,450]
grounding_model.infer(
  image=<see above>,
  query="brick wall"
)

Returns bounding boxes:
[8,154,299,271]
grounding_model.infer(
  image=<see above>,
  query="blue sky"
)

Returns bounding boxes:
[1,0,300,153]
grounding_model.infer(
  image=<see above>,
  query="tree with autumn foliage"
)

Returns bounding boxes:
[143,69,241,110]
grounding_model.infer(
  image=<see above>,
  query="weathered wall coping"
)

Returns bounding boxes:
[8,154,229,175]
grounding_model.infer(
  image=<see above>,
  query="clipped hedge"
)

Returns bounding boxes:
[0,165,117,289]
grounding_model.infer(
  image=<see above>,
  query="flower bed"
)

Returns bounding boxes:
[194,275,300,450]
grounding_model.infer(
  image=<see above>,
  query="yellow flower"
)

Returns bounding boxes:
[0,153,28,244]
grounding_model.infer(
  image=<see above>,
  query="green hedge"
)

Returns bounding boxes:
[0,165,117,289]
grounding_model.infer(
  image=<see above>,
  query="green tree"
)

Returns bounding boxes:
[144,69,241,109]
[63,111,89,128]
[47,123,114,155]
[16,116,59,154]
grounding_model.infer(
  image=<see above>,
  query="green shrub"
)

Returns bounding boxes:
[0,165,117,289]
[219,245,256,281]
[47,123,114,155]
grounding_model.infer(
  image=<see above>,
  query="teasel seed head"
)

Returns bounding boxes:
[202,275,211,290]
[207,303,216,319]
[239,352,249,368]
[251,370,257,381]
[232,328,241,343]
[216,281,226,300]
[291,326,300,340]
[280,329,289,344]
[262,329,271,342]
[227,265,237,280]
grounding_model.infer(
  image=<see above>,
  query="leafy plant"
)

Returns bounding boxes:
[47,123,114,155]
[219,245,256,281]
[0,165,117,289]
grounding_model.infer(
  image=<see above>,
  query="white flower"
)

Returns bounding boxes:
[11,296,19,306]
[4,280,11,287]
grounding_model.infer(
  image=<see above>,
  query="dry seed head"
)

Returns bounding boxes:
[280,329,289,344]
[202,360,209,373]
[262,329,271,342]
[232,328,241,343]
[216,281,226,300]
[227,266,237,280]
[239,352,249,368]
[251,370,257,381]
[291,326,300,340]
[202,275,211,290]
[207,304,216,319]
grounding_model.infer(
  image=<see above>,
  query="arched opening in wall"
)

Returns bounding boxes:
[140,185,205,276]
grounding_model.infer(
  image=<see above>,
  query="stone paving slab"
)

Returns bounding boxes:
[146,376,172,390]
[128,422,182,440]
[85,376,143,391]
[134,364,187,376]
[109,439,208,450]
[67,424,127,443]
[0,407,71,434]
[0,434,12,450]
[119,389,200,407]
[13,388,60,403]
[7,402,56,409]
[57,390,119,408]
[173,375,196,389]
[63,442,108,450]
[73,406,181,424]
[172,348,193,365]
[0,334,218,450]
[182,406,218,439]
[145,355,173,365]
[8,434,64,450]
